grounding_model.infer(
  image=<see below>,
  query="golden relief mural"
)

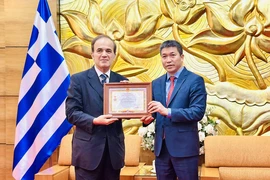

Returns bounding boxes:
[59,0,270,136]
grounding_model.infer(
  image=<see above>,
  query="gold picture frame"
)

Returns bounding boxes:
[104,82,152,118]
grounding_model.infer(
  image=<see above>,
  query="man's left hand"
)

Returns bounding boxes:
[148,101,168,116]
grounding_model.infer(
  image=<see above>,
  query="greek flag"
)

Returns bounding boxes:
[12,0,72,179]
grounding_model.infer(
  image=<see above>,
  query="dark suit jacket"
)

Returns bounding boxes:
[65,67,127,170]
[152,67,207,157]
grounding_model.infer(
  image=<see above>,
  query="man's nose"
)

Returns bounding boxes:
[165,57,172,62]
[101,50,108,56]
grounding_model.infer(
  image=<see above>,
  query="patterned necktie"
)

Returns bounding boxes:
[100,74,107,84]
[166,76,175,106]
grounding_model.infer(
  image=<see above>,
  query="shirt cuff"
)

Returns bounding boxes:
[167,108,171,118]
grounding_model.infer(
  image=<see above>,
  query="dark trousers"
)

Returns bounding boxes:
[75,140,120,180]
[155,140,199,180]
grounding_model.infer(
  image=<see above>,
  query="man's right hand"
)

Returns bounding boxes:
[93,114,119,125]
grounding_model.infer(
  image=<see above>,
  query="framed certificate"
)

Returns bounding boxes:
[103,82,152,118]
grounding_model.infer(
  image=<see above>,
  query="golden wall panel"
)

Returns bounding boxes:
[0,97,5,143]
[6,97,17,144]
[0,144,14,180]
[0,49,4,95]
[5,144,13,180]
[0,145,5,180]
[4,0,57,46]
[0,0,4,47]
[5,48,27,96]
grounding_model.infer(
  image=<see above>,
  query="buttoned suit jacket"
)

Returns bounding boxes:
[66,67,128,170]
[152,67,207,157]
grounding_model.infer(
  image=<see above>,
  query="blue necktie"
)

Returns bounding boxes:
[100,74,107,84]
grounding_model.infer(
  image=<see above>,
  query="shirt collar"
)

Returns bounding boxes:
[166,66,184,81]
[94,66,110,79]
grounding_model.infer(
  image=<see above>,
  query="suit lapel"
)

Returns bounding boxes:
[109,71,118,83]
[167,67,188,106]
[87,67,104,99]
[159,75,167,106]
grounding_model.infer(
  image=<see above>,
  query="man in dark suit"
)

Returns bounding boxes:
[141,40,207,180]
[66,35,128,180]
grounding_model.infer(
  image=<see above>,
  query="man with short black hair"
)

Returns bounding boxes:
[141,40,207,180]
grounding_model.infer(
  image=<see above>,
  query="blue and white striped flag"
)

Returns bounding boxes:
[12,0,72,179]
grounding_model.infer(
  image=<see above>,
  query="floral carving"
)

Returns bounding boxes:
[61,0,162,77]
[60,0,270,136]
[188,0,270,89]
[158,0,205,33]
